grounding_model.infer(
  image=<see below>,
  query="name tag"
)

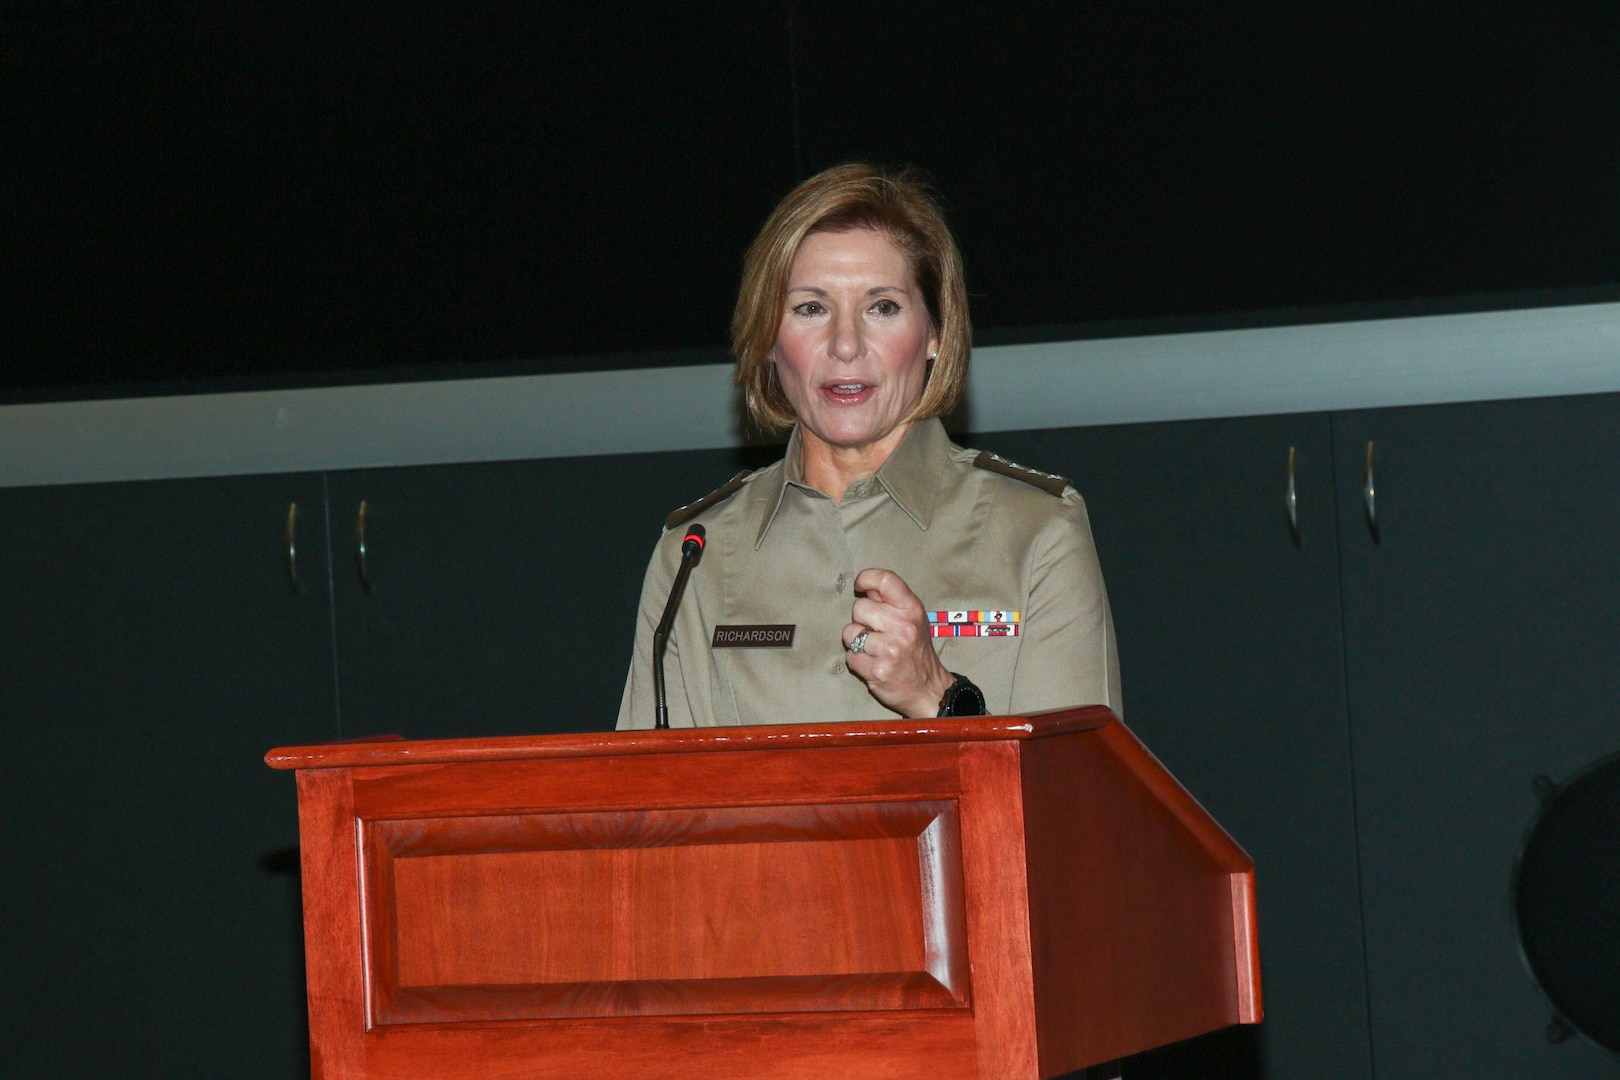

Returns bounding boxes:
[712,624,796,648]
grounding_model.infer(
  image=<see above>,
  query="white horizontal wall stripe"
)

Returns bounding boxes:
[3,302,1618,489]
[0,365,745,489]
[958,302,1620,431]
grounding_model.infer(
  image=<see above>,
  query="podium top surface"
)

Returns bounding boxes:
[265,706,1115,771]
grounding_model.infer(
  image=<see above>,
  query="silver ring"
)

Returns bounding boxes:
[847,630,870,654]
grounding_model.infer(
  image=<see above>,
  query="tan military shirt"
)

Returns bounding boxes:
[616,418,1121,728]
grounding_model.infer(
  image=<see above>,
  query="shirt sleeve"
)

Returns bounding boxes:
[1007,491,1123,718]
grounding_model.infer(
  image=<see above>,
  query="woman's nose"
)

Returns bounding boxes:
[828,312,863,360]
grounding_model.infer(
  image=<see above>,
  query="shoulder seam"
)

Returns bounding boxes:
[664,470,752,530]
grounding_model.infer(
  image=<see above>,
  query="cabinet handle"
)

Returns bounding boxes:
[285,502,300,592]
[1362,441,1379,541]
[356,500,371,593]
[1285,446,1300,544]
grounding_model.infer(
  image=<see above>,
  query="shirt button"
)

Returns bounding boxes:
[835,573,846,593]
[831,660,844,675]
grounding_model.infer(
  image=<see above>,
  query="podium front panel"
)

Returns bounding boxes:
[361,800,970,1023]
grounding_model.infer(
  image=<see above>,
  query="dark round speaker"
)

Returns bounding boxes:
[1513,751,1620,1053]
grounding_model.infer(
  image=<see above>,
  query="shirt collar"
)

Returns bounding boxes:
[754,418,950,548]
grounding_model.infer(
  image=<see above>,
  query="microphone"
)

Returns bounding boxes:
[653,523,706,729]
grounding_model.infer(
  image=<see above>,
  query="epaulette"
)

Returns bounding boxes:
[664,470,752,530]
[972,451,1071,497]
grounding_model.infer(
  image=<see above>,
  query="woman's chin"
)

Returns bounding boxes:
[802,415,909,456]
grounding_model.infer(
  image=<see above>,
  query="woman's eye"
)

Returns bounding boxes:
[870,298,901,316]
[791,301,826,318]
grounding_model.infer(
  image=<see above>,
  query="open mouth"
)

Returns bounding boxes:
[823,382,873,403]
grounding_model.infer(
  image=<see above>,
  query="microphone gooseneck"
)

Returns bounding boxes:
[653,524,706,729]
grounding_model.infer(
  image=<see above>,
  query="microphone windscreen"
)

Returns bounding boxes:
[682,523,706,555]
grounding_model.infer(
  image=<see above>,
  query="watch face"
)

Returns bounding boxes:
[944,676,987,717]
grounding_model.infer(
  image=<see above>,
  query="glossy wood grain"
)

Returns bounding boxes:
[264,709,1116,771]
[363,802,967,1024]
[347,744,966,820]
[351,1013,981,1079]
[957,741,1042,1077]
[273,708,1257,1078]
[1020,716,1261,1076]
[294,768,366,1080]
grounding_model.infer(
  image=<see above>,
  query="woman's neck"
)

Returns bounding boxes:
[798,421,915,502]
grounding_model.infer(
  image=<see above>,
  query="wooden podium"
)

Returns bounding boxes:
[266,707,1259,1078]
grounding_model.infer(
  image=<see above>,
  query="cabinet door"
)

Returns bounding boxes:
[983,415,1371,1080]
[1335,395,1620,1078]
[327,447,748,738]
[0,475,336,1077]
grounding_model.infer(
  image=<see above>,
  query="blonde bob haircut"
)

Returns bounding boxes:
[732,163,972,431]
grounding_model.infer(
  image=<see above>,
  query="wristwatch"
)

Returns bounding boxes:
[937,673,987,717]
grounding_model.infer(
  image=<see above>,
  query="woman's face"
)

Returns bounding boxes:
[772,228,939,455]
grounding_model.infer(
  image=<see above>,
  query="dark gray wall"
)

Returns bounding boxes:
[9,397,1619,1077]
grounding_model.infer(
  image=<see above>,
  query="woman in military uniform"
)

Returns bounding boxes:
[617,164,1120,728]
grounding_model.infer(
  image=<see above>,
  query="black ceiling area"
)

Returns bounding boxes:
[5,4,1618,401]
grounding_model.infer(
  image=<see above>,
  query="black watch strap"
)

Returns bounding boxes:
[937,673,987,717]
